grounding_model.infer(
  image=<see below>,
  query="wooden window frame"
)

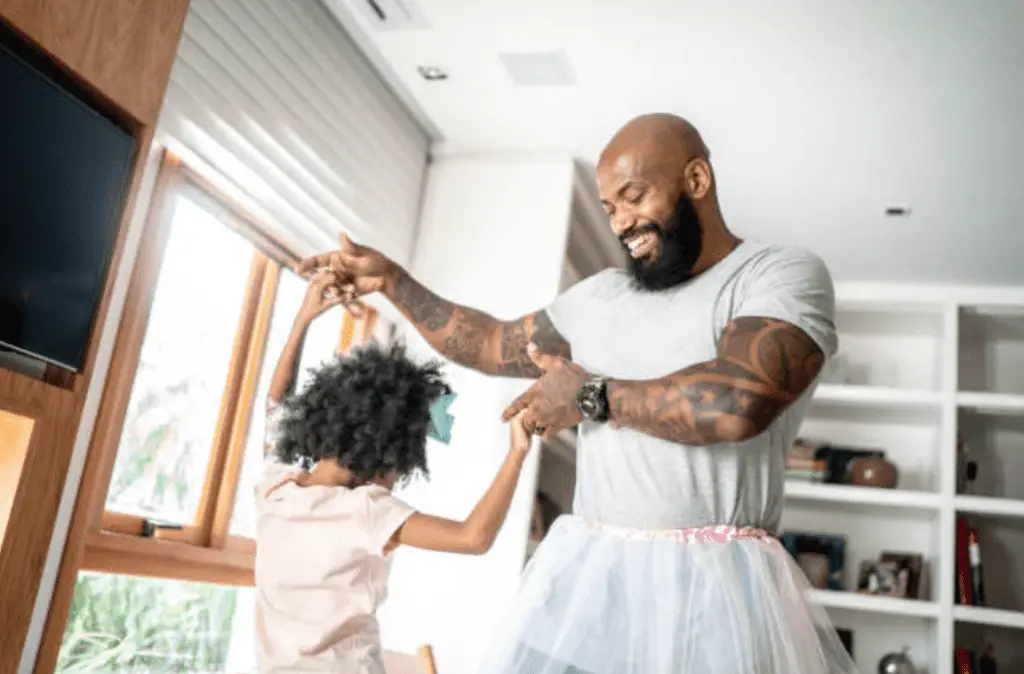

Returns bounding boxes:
[38,150,373,668]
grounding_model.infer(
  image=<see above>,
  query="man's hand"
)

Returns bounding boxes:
[501,344,590,438]
[297,270,352,324]
[298,233,397,305]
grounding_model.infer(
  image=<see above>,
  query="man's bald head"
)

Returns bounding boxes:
[596,114,726,292]
[598,113,709,172]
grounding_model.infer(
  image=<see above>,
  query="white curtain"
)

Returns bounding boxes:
[158,0,429,265]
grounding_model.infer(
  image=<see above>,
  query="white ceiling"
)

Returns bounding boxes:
[324,0,1024,285]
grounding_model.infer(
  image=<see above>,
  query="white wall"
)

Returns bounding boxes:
[377,156,576,674]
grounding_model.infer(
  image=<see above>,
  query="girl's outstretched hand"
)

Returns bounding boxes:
[298,269,361,324]
[510,410,532,454]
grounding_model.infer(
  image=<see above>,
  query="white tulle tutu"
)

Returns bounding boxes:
[478,515,857,673]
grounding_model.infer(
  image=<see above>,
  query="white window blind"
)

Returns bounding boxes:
[157,0,429,265]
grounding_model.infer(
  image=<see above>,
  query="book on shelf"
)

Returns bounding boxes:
[968,528,986,605]
[955,646,998,674]
[956,517,973,605]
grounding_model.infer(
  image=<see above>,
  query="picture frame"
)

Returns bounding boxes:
[856,560,909,598]
[780,532,846,591]
[880,551,925,600]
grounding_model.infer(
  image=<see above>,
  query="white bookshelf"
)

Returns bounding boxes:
[779,284,1024,674]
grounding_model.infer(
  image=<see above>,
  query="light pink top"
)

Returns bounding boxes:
[254,404,415,673]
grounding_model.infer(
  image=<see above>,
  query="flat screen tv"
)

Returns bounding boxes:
[0,26,136,372]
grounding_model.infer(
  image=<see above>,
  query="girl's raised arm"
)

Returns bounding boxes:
[386,413,534,555]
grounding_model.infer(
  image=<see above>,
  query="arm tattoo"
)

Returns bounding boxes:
[392,270,455,332]
[388,269,570,378]
[607,317,825,445]
[495,311,571,377]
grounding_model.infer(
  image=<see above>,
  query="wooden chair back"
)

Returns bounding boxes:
[382,644,437,674]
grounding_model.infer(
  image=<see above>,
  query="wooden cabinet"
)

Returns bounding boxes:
[0,1,190,670]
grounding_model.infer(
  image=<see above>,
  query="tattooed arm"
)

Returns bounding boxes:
[605,317,826,445]
[384,268,570,378]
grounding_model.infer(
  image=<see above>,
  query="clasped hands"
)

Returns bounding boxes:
[501,344,594,439]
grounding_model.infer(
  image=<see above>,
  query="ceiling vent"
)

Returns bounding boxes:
[355,0,430,31]
[499,50,575,86]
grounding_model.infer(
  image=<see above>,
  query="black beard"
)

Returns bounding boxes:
[623,195,703,292]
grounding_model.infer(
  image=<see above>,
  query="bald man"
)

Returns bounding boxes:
[300,114,856,673]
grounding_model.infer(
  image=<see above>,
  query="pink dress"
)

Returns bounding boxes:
[254,405,414,673]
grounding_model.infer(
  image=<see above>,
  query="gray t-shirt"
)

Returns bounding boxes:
[546,241,837,532]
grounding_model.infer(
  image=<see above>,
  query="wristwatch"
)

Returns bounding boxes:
[577,377,610,422]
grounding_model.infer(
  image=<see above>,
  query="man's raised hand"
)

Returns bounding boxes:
[501,344,590,439]
[298,233,397,305]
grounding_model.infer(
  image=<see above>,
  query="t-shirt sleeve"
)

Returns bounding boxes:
[733,246,838,360]
[364,486,416,554]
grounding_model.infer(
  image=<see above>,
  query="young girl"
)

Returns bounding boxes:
[254,271,532,673]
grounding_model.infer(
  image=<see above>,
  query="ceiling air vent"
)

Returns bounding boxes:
[356,0,430,31]
[499,50,575,86]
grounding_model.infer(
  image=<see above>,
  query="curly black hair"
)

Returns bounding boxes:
[274,339,450,484]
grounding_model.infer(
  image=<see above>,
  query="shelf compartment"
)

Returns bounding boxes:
[799,397,942,492]
[831,308,945,391]
[959,307,1024,395]
[787,481,941,512]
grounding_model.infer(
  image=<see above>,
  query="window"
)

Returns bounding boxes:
[44,153,381,671]
[59,573,252,673]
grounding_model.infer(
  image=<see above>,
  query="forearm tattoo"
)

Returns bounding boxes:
[607,317,824,445]
[391,269,570,378]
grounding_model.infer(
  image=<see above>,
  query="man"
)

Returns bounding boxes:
[300,114,856,673]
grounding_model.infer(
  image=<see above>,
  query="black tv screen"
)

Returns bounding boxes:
[0,30,136,372]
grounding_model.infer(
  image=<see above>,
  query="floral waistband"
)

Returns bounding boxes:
[569,516,775,543]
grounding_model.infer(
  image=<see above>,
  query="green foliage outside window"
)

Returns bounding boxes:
[57,573,239,673]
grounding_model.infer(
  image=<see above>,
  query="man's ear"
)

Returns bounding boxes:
[684,157,712,200]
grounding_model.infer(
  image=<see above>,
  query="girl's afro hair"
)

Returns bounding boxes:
[274,339,449,483]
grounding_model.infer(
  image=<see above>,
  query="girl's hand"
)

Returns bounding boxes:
[509,410,532,454]
[297,270,357,324]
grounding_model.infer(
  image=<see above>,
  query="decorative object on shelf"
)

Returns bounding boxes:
[880,552,925,600]
[799,552,830,589]
[785,439,826,481]
[857,560,908,597]
[787,441,893,485]
[979,643,998,674]
[956,435,980,496]
[967,528,986,605]
[849,455,898,489]
[957,645,998,674]
[821,445,887,485]
[780,532,846,591]
[877,646,916,674]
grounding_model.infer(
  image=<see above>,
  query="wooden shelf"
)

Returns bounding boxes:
[954,604,1024,630]
[813,384,942,408]
[955,495,1024,520]
[810,589,940,619]
[786,480,942,511]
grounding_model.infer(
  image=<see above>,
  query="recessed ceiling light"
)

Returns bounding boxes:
[417,65,448,81]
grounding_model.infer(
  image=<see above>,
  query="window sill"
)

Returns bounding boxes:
[82,530,254,586]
